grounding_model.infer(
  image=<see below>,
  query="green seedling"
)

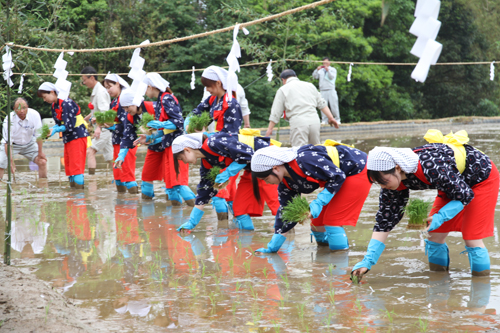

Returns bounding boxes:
[351,274,360,285]
[252,308,264,324]
[228,257,234,272]
[262,267,269,279]
[135,112,155,134]
[235,281,242,292]
[384,308,396,324]
[297,303,306,321]
[323,312,335,327]
[37,124,50,141]
[282,196,310,225]
[415,317,429,332]
[211,273,221,286]
[243,261,251,274]
[187,112,211,133]
[248,284,258,299]
[44,301,51,322]
[204,166,223,185]
[328,264,336,275]
[327,289,335,304]
[189,281,198,298]
[231,300,239,315]
[271,320,281,333]
[95,110,117,125]
[208,291,217,307]
[354,299,362,314]
[403,198,432,229]
[280,274,290,289]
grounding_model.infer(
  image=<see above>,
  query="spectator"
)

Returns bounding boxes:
[0,97,47,179]
[312,57,341,124]
[81,66,112,174]
[265,69,339,147]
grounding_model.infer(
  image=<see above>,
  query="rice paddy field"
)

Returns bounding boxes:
[2,123,500,332]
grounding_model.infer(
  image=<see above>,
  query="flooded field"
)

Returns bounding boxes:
[2,124,500,332]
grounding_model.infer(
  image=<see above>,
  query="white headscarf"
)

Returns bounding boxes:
[172,133,204,154]
[105,73,130,90]
[143,73,170,93]
[367,147,419,174]
[201,66,238,92]
[38,82,59,94]
[251,146,298,173]
[120,89,142,107]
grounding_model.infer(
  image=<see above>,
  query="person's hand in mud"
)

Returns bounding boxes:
[134,134,147,146]
[351,267,368,282]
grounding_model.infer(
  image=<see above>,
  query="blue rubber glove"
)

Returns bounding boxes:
[215,162,246,184]
[147,120,176,130]
[115,148,129,164]
[352,238,386,272]
[255,234,286,253]
[428,200,464,232]
[104,124,116,131]
[50,125,66,137]
[184,116,191,132]
[309,188,335,219]
[146,130,163,143]
[176,207,204,231]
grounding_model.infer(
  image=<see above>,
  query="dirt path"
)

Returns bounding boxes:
[0,263,123,332]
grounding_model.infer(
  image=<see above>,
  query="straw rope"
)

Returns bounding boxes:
[11,59,498,76]
[5,0,335,53]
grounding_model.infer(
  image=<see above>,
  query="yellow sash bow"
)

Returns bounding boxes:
[238,128,282,148]
[423,129,469,173]
[62,114,92,148]
[163,129,176,135]
[317,139,355,168]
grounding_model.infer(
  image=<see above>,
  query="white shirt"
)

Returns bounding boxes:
[2,108,42,145]
[90,81,111,114]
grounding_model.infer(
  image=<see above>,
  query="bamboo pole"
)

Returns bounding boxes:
[4,0,12,265]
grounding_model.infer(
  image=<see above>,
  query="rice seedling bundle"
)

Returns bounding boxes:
[282,196,310,225]
[95,110,117,125]
[404,198,432,230]
[187,112,211,134]
[37,124,51,141]
[135,113,156,134]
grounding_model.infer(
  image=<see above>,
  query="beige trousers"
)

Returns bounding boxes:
[290,122,321,147]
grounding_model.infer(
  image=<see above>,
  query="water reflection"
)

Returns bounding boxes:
[3,125,500,331]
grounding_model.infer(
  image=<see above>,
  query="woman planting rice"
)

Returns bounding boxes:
[251,141,371,253]
[352,130,499,281]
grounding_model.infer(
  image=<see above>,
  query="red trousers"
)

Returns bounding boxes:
[164,146,189,188]
[430,162,499,240]
[113,144,137,182]
[64,137,87,176]
[142,150,164,182]
[311,165,371,227]
[215,174,238,202]
[233,170,280,216]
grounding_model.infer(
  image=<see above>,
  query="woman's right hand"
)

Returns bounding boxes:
[134,134,147,146]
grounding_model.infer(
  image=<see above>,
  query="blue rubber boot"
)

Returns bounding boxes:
[176,207,204,231]
[212,197,228,220]
[255,234,286,253]
[325,226,349,251]
[310,231,328,246]
[73,174,84,189]
[425,240,449,271]
[124,181,139,194]
[68,176,75,188]
[227,201,234,215]
[141,181,154,200]
[468,279,491,308]
[465,246,490,276]
[235,214,254,230]
[166,188,183,206]
[174,185,196,207]
[115,179,126,193]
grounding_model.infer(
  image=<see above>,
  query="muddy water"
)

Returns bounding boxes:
[2,125,500,332]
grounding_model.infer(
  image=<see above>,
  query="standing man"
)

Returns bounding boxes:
[312,57,341,124]
[81,66,112,174]
[265,69,339,147]
[0,97,47,179]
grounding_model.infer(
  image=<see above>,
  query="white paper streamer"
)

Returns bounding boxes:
[2,46,14,87]
[266,59,273,82]
[347,63,353,82]
[18,74,25,94]
[52,52,71,100]
[190,66,196,90]
[127,40,150,106]
[409,0,442,83]
[490,61,495,81]
[225,24,248,100]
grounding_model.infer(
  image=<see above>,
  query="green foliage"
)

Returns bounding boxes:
[94,110,116,125]
[135,113,155,134]
[403,198,432,225]
[187,112,211,134]
[204,166,223,184]
[282,196,310,225]
[476,99,500,117]
[37,124,50,141]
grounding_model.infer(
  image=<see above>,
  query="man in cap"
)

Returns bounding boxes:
[265,69,339,147]
[0,97,47,179]
[81,66,112,174]
[312,57,341,124]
